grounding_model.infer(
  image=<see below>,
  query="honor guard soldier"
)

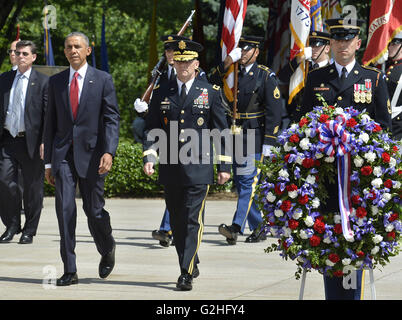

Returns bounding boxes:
[279,31,332,122]
[300,18,391,300]
[142,38,231,291]
[210,35,283,244]
[385,31,402,141]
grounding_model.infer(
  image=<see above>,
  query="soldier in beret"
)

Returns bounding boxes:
[299,18,391,300]
[210,35,283,245]
[142,38,231,291]
[385,31,402,141]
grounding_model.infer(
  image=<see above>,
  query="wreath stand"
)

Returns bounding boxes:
[298,267,376,300]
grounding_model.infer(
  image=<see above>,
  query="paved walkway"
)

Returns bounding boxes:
[0,197,401,300]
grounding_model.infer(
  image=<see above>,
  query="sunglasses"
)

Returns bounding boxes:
[15,51,30,57]
[7,49,16,54]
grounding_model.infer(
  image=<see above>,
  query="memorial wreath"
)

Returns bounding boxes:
[256,97,402,279]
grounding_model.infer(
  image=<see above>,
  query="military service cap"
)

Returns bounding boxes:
[325,18,364,40]
[309,31,331,47]
[238,35,264,50]
[172,38,203,62]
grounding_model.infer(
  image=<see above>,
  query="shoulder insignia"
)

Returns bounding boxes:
[258,64,271,73]
[153,84,160,90]
[212,84,220,91]
[273,86,280,99]
[361,65,381,73]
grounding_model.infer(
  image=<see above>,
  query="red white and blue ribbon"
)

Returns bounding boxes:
[318,115,354,241]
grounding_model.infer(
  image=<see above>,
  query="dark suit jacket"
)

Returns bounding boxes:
[44,65,120,178]
[143,77,231,186]
[0,68,48,159]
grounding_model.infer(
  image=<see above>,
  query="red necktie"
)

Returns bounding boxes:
[70,72,79,119]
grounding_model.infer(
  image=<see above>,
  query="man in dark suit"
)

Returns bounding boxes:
[385,31,402,140]
[0,40,48,244]
[209,36,283,245]
[143,38,231,291]
[299,19,391,300]
[44,32,120,286]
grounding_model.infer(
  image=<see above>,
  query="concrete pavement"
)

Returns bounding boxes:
[0,197,401,300]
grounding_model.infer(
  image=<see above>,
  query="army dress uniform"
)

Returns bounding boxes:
[210,36,283,243]
[143,39,231,289]
[300,18,392,300]
[386,57,402,140]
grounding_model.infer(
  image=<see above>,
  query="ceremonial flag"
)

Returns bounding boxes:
[266,0,291,74]
[362,0,402,66]
[43,9,55,66]
[321,0,342,32]
[220,0,248,102]
[91,40,96,68]
[288,0,311,104]
[310,0,323,32]
[193,0,206,69]
[101,13,110,73]
[16,23,20,40]
[147,0,158,79]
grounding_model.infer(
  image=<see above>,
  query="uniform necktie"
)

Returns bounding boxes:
[170,69,176,82]
[70,72,79,119]
[312,63,318,70]
[340,67,347,82]
[180,83,187,104]
[7,74,24,137]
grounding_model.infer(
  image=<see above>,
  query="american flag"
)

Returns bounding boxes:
[220,0,248,102]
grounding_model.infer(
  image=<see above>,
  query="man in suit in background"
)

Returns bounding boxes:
[0,40,48,244]
[44,32,120,286]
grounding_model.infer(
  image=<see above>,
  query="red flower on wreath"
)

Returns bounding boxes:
[361,166,373,176]
[346,118,357,128]
[356,250,365,258]
[382,152,391,163]
[356,207,367,218]
[387,231,396,240]
[286,184,298,192]
[280,200,292,212]
[333,270,344,277]
[289,134,300,143]
[298,195,309,205]
[334,224,342,234]
[274,184,284,195]
[329,253,340,263]
[351,195,361,205]
[389,213,399,222]
[319,114,329,123]
[313,219,326,234]
[384,179,393,189]
[299,117,309,127]
[302,158,315,169]
[288,219,299,230]
[309,235,321,247]
[373,124,382,132]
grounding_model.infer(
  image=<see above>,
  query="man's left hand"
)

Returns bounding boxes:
[99,153,113,175]
[217,172,231,185]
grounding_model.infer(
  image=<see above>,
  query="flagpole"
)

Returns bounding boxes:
[231,61,241,135]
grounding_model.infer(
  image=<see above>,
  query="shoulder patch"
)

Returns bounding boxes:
[212,84,220,91]
[361,65,381,73]
[258,64,271,73]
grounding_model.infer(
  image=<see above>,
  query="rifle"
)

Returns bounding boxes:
[140,10,196,104]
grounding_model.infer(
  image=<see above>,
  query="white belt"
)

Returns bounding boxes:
[392,105,402,119]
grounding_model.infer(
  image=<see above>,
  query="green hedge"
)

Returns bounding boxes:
[45,139,233,198]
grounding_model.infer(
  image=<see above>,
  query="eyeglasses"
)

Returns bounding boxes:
[15,51,30,57]
[7,49,16,54]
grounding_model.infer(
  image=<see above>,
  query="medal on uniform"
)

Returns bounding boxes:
[354,84,360,103]
[197,117,204,126]
[365,79,372,103]
[360,88,366,103]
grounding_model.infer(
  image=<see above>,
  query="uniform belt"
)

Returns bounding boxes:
[4,130,25,138]
[228,110,265,119]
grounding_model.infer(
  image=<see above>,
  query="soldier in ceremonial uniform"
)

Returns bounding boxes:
[300,19,391,300]
[210,36,283,245]
[385,31,402,141]
[142,38,231,291]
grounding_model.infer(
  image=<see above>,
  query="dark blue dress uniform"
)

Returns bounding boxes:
[385,57,402,140]
[299,18,392,300]
[143,39,231,290]
[210,36,282,244]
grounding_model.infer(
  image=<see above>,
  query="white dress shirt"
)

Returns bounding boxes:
[177,77,195,96]
[68,62,88,102]
[335,59,356,78]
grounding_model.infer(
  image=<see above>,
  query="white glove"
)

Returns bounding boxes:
[303,47,312,61]
[262,144,273,157]
[229,47,242,63]
[134,98,148,113]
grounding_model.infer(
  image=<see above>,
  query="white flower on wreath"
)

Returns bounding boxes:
[282,227,292,237]
[266,192,276,203]
[296,156,304,165]
[306,175,316,185]
[293,209,303,220]
[354,155,364,167]
[305,216,314,227]
[304,128,312,137]
[361,114,372,122]
[323,236,332,244]
[359,132,370,144]
[300,137,310,150]
[389,157,397,168]
[288,190,298,199]
[334,107,344,115]
[325,259,335,267]
[371,206,379,216]
[324,156,335,163]
[385,224,395,232]
[279,168,289,179]
[334,214,341,224]
[383,192,392,202]
[371,178,382,188]
[394,181,401,189]
[364,151,376,163]
[299,230,309,239]
[284,142,292,152]
[311,198,320,208]
[342,258,351,266]
[371,246,380,255]
[316,152,324,159]
[274,209,284,217]
[373,166,383,177]
[373,234,383,244]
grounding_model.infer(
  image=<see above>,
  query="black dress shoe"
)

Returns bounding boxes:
[245,229,267,243]
[152,230,172,247]
[0,228,20,243]
[218,224,239,245]
[56,273,78,286]
[176,273,193,291]
[18,233,33,244]
[99,241,116,279]
[192,266,200,279]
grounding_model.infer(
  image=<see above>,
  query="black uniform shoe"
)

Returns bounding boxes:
[56,273,78,286]
[0,228,21,243]
[99,241,116,279]
[18,233,33,244]
[152,230,172,247]
[245,229,267,243]
[192,266,200,279]
[176,273,193,291]
[218,224,239,245]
